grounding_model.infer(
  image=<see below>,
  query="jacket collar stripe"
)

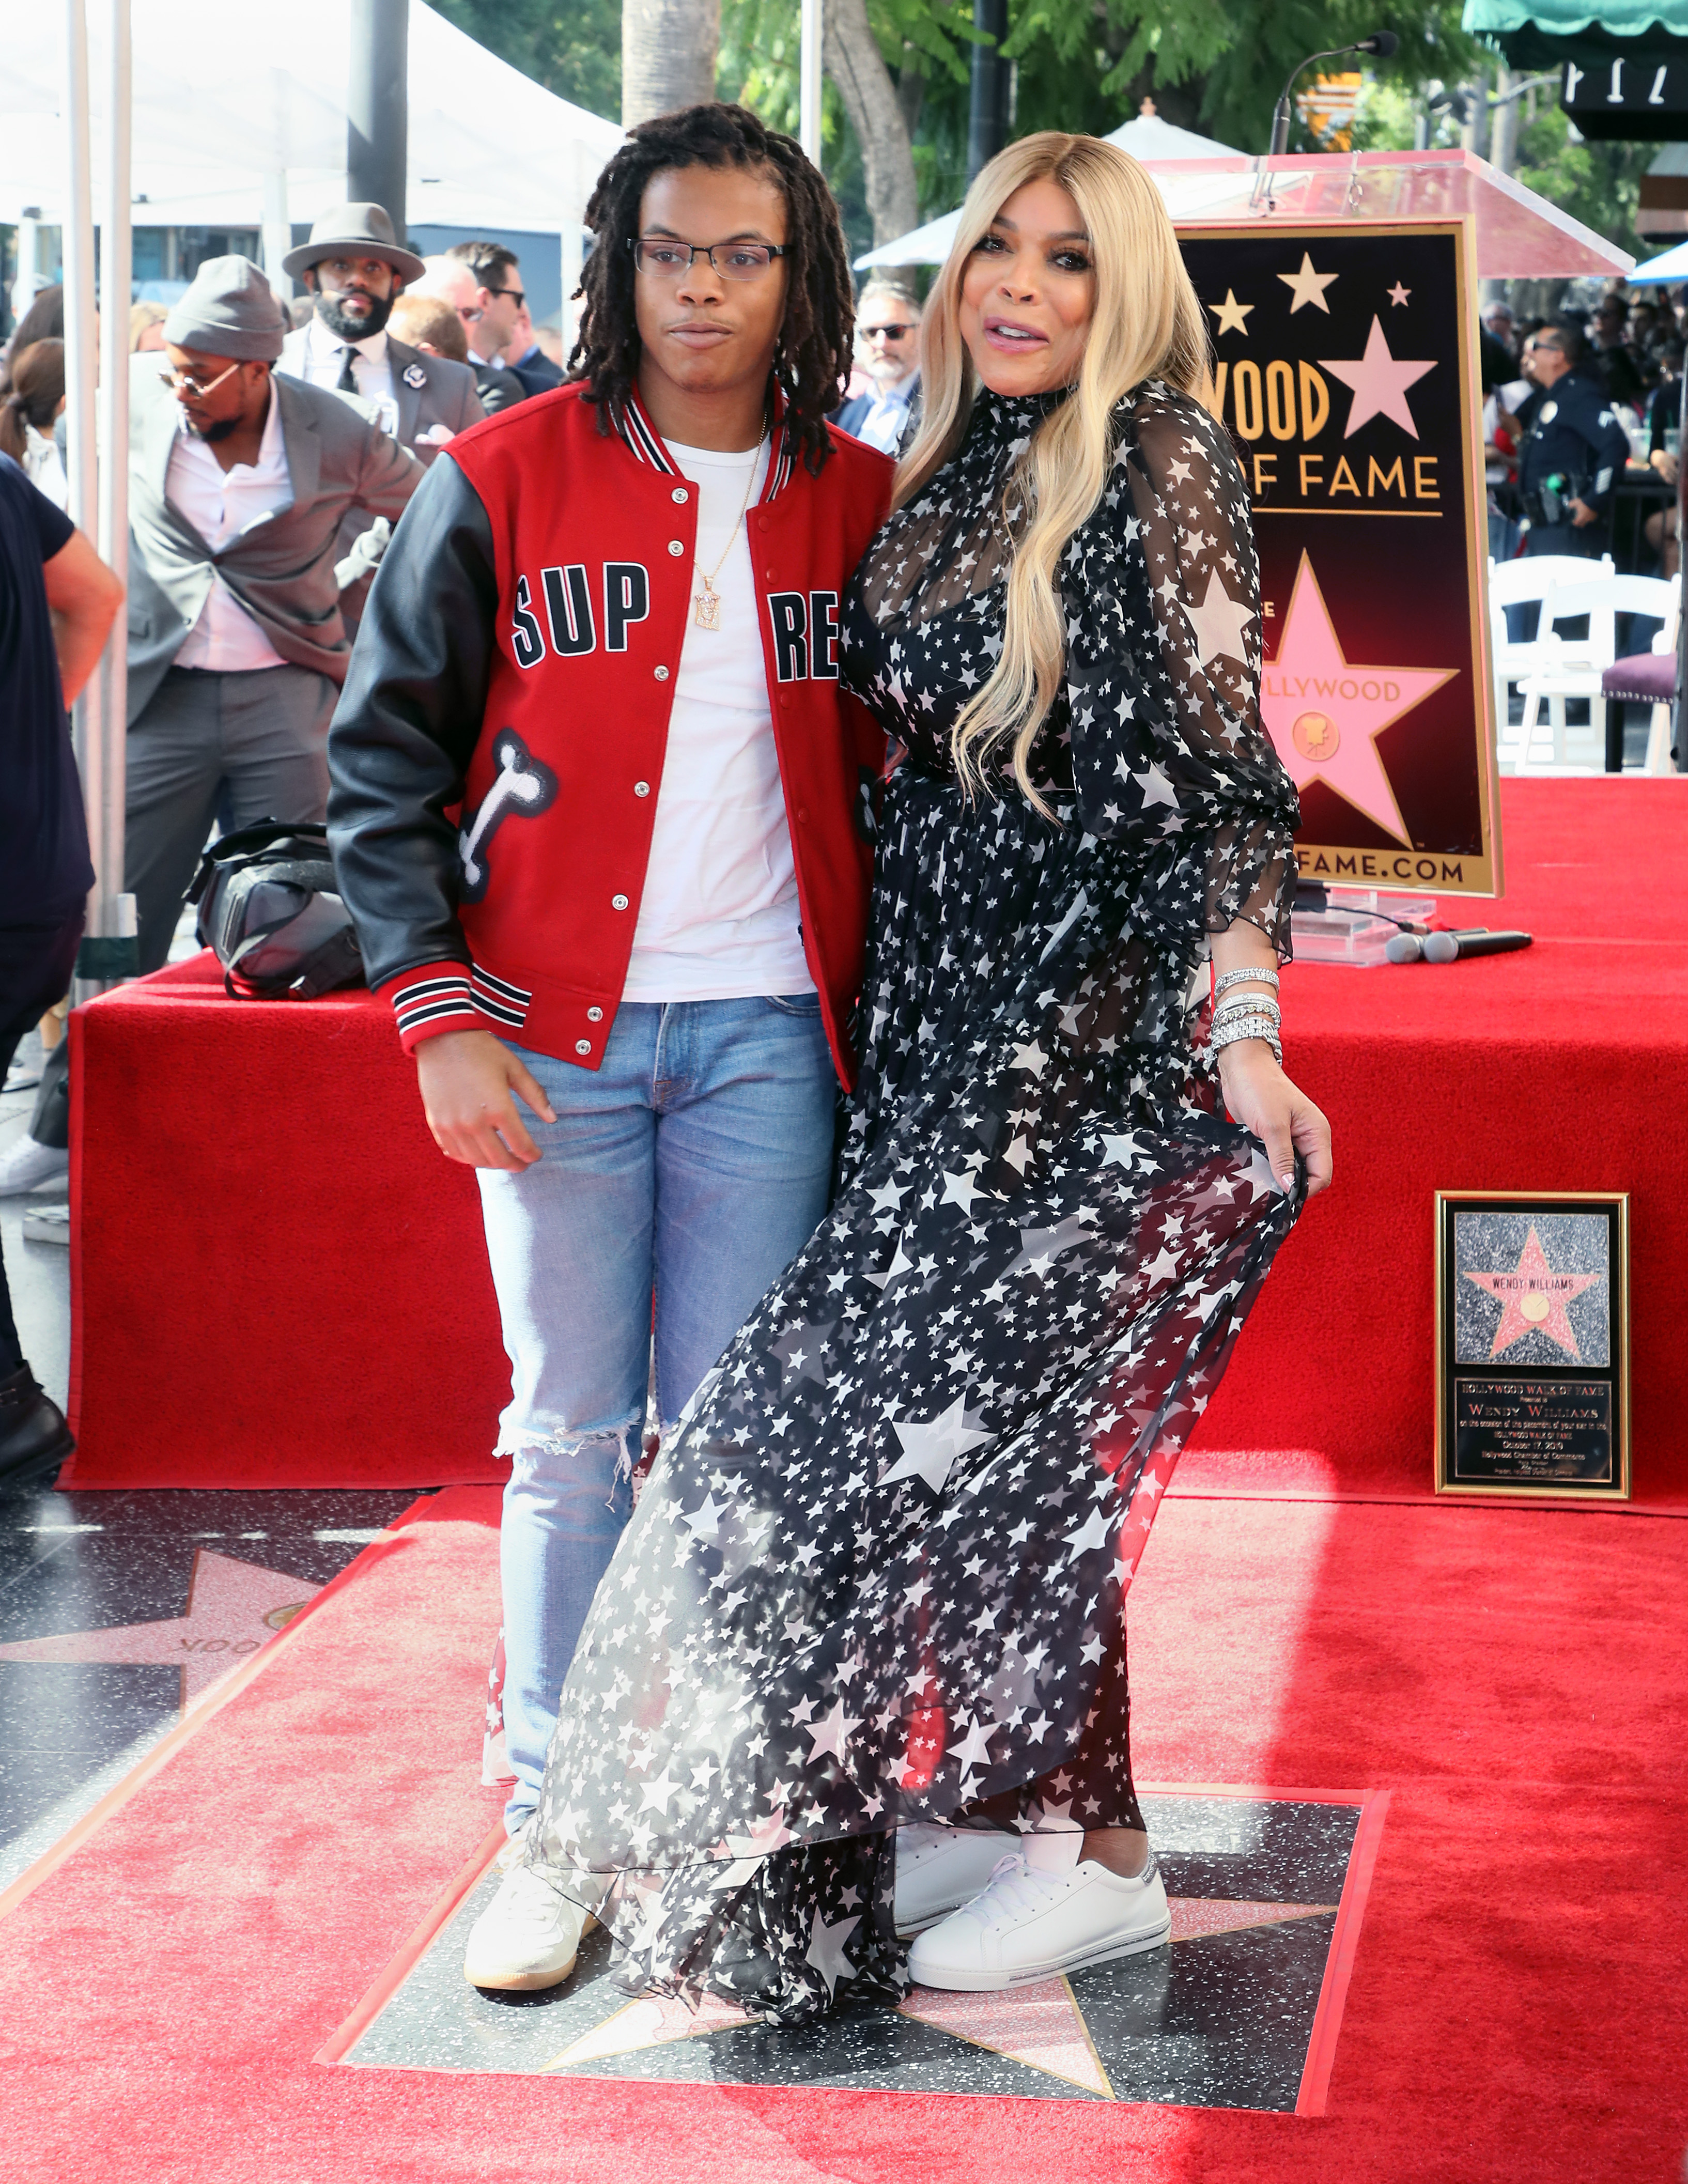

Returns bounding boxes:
[614,392,680,475]
[614,383,798,500]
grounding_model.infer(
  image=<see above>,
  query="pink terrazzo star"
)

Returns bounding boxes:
[546,1897,1335,2093]
[1464,1226,1601,1360]
[1259,553,1457,844]
[0,1549,316,1709]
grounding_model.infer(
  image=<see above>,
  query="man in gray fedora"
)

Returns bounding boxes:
[124,254,422,974]
[276,202,484,458]
[276,203,484,626]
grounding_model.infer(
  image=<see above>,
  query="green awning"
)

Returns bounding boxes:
[1464,2,1688,31]
[1464,0,1688,129]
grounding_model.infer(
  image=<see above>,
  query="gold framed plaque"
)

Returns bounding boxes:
[1434,1192,1630,1501]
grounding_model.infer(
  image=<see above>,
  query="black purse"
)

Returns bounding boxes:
[187,820,365,1001]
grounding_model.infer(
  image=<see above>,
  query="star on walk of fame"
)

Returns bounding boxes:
[545,1896,1340,2093]
[1320,316,1437,439]
[1464,1226,1602,1359]
[1387,281,1411,306]
[0,1550,314,1707]
[1209,288,1254,336]
[1278,252,1340,313]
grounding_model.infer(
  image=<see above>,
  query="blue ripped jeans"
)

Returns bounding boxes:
[479,998,837,1831]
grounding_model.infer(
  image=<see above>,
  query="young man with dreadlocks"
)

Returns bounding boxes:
[327,104,892,1987]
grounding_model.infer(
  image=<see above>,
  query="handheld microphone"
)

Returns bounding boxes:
[1422,928,1532,963]
[1387,925,1488,964]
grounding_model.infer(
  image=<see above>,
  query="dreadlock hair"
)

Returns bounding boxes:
[570,101,855,477]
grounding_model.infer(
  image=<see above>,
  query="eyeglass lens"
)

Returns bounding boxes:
[634,240,780,281]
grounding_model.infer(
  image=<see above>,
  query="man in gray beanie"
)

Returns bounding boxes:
[120,253,423,972]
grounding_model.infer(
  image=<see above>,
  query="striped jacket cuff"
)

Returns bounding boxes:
[381,963,482,1053]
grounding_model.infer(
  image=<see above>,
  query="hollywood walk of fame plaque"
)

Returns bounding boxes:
[1434,1192,1630,1500]
[1178,224,1500,899]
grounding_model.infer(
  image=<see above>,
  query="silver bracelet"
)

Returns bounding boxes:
[1214,997,1280,1030]
[1214,968,1280,1001]
[1211,1012,1283,1064]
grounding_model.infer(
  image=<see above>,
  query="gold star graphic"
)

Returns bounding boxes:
[1210,288,1253,337]
[1278,253,1339,315]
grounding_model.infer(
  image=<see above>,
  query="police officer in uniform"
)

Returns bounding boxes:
[1513,320,1630,559]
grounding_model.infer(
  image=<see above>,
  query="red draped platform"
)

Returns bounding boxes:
[59,778,1688,1499]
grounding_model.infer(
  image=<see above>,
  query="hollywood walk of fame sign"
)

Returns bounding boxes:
[1435,1192,1631,1500]
[1178,223,1500,899]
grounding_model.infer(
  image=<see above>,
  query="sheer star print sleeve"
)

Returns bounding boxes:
[1064,385,1299,960]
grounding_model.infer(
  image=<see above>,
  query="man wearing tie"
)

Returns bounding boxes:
[277,204,484,457]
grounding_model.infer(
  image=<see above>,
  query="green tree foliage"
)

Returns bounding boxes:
[1513,103,1663,261]
[429,0,623,123]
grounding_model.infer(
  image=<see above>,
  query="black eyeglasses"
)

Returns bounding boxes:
[483,286,525,311]
[630,238,788,282]
[860,323,915,342]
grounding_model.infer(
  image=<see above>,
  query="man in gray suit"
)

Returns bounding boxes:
[126,256,421,974]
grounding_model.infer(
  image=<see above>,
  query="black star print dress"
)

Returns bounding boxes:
[525,380,1304,2027]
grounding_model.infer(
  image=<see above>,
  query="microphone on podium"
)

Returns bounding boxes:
[1266,30,1400,157]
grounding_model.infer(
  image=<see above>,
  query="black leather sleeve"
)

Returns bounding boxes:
[327,452,495,988]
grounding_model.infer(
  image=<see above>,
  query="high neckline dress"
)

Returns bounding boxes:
[525,380,1305,2027]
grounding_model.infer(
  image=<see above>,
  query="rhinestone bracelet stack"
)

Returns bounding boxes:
[1210,966,1282,1065]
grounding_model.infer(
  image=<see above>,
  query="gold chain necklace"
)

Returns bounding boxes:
[691,443,764,631]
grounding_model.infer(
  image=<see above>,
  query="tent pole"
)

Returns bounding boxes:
[91,0,134,986]
[62,0,107,1002]
[347,0,408,235]
[799,0,823,167]
[561,142,585,359]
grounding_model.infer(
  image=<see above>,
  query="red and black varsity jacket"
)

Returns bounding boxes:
[327,383,893,1087]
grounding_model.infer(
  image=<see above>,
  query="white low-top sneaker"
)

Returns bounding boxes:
[462,1863,600,1991]
[907,1852,1172,1991]
[0,1136,69,1197]
[894,1823,1015,1937]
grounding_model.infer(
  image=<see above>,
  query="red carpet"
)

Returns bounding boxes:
[62,777,1688,1497]
[1193,776,1688,1509]
[2,1483,1683,2181]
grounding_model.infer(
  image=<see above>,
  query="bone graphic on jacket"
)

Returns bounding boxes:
[457,729,560,903]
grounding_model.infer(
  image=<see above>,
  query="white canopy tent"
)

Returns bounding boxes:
[0,0,623,249]
[854,109,1244,269]
[0,0,623,983]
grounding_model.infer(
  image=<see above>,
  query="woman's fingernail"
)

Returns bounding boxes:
[1279,1172,1295,1192]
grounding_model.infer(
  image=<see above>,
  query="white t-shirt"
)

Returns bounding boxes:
[621,435,815,1001]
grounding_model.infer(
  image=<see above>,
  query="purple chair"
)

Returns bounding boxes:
[1602,644,1678,774]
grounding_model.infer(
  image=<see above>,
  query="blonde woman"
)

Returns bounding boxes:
[508,133,1330,2022]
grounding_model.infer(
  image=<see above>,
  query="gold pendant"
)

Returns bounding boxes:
[693,579,721,631]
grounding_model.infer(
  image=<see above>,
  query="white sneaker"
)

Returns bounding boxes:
[907,1852,1172,1991]
[894,1824,1015,1937]
[462,1862,599,1991]
[0,1137,68,1197]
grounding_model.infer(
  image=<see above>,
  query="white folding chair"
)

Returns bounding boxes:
[1486,554,1615,759]
[1517,574,1678,773]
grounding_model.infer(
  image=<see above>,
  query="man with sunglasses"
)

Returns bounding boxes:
[445,241,536,379]
[832,278,922,454]
[122,255,421,973]
[408,257,529,414]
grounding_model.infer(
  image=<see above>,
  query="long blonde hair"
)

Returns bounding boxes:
[896,132,1211,813]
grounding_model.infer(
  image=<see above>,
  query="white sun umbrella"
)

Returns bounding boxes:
[853,110,1243,270]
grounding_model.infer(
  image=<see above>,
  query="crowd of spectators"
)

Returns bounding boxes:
[1482,284,1687,574]
[0,223,600,1488]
